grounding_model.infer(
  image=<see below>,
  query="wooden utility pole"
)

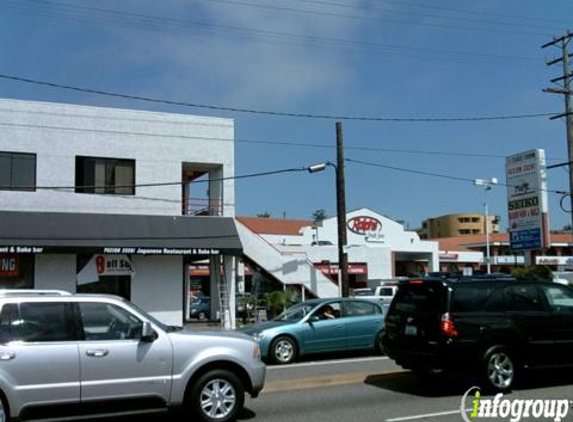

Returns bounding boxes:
[335,122,349,297]
[543,32,573,229]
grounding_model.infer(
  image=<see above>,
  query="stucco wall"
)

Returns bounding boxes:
[0,98,235,217]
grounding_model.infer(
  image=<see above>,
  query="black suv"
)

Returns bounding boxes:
[381,276,573,391]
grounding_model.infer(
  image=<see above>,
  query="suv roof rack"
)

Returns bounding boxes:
[0,289,72,297]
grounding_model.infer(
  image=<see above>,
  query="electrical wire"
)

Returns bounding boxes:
[0,74,555,122]
[345,157,570,196]
[1,0,545,65]
[195,0,553,36]
[0,235,239,240]
[0,121,568,162]
[0,166,313,191]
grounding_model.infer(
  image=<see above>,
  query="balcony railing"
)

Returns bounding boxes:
[182,197,223,216]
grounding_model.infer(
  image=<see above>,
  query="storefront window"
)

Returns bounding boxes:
[0,254,34,289]
[76,255,132,300]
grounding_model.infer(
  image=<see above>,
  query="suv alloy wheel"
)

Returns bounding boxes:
[482,345,515,392]
[188,369,245,422]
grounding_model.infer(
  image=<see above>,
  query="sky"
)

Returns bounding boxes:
[0,0,572,231]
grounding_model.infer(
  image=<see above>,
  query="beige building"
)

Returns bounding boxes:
[418,213,500,239]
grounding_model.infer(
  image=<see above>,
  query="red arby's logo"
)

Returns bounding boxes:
[347,216,382,235]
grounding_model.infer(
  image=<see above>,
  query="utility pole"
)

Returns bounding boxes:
[542,32,573,230]
[335,122,349,297]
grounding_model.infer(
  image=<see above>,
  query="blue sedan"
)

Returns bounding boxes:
[239,298,385,364]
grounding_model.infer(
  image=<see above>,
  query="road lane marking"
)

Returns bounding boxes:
[386,409,473,422]
[263,369,404,393]
[267,356,389,369]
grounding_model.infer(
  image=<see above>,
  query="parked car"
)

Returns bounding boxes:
[0,290,265,422]
[239,298,385,364]
[351,284,398,305]
[189,296,211,320]
[381,276,573,392]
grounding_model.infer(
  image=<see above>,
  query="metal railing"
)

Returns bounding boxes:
[182,197,223,216]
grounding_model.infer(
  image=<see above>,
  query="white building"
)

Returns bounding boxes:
[237,208,440,296]
[0,98,241,327]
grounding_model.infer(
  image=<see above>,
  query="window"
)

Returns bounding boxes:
[344,301,380,317]
[452,286,505,313]
[18,302,75,342]
[79,302,142,341]
[542,286,573,312]
[0,152,36,191]
[507,285,544,312]
[75,156,135,195]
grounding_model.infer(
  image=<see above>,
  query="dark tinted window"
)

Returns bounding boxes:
[19,302,75,342]
[75,156,135,195]
[345,301,380,317]
[452,285,505,312]
[0,152,36,191]
[507,285,544,312]
[392,285,443,313]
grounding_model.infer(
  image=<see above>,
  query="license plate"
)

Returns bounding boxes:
[405,325,417,336]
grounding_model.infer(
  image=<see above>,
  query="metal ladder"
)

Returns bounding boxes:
[217,259,232,330]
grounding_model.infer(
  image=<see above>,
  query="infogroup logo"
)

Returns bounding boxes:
[460,387,570,422]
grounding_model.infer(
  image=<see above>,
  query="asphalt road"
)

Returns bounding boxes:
[89,353,573,422]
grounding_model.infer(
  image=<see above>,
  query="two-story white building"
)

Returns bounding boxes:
[0,98,241,326]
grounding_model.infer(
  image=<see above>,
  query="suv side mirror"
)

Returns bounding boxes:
[141,322,158,342]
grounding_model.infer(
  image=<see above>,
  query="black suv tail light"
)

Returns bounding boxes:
[440,312,458,337]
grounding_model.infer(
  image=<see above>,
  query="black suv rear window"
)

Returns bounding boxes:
[393,284,443,313]
[452,285,505,312]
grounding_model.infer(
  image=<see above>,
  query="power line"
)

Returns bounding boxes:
[0,74,555,122]
[282,0,568,28]
[0,166,313,191]
[1,0,543,65]
[367,0,571,26]
[0,121,567,162]
[345,157,570,196]
[192,0,552,36]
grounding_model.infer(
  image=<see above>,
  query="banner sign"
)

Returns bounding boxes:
[0,254,19,277]
[77,254,134,285]
[505,149,550,251]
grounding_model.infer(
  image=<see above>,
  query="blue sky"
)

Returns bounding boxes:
[1,0,572,231]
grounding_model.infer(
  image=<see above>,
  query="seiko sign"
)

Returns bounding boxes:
[347,216,382,236]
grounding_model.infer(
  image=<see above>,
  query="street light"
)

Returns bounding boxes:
[307,160,348,298]
[474,178,498,274]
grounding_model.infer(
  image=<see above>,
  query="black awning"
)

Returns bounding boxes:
[0,211,242,256]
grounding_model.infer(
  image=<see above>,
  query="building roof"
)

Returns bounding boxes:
[236,217,314,235]
[438,232,573,251]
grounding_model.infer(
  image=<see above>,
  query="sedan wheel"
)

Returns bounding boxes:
[188,369,244,422]
[270,336,297,364]
[483,346,515,392]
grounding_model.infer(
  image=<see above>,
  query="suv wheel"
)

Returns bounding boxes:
[270,336,297,365]
[0,394,8,422]
[482,346,515,392]
[188,369,245,422]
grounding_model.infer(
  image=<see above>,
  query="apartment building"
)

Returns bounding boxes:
[418,213,500,239]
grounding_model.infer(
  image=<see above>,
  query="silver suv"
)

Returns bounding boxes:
[0,290,266,422]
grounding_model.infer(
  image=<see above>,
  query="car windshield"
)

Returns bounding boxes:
[352,288,374,297]
[273,303,316,322]
[121,299,181,332]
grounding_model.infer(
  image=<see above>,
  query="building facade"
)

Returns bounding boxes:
[0,98,241,327]
[236,208,440,296]
[418,213,500,239]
